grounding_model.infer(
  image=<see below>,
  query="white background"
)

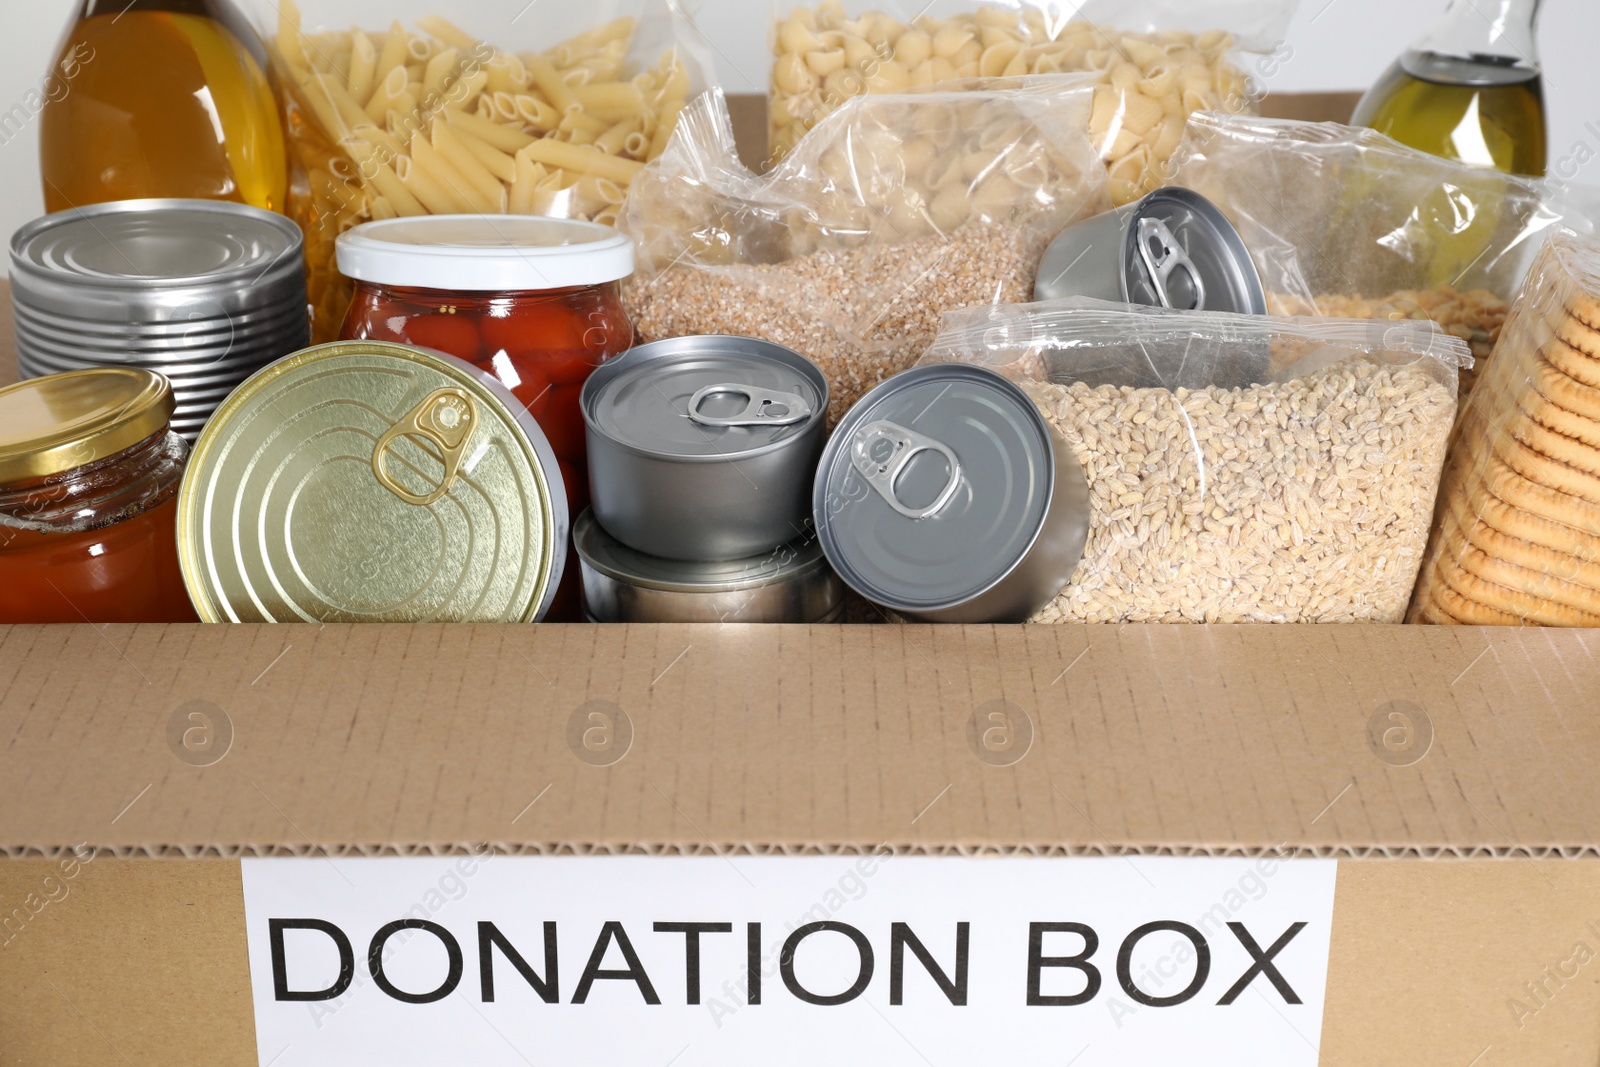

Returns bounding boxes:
[241,854,1338,1066]
[0,0,1596,265]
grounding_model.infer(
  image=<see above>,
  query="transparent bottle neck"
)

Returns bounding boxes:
[1414,0,1543,70]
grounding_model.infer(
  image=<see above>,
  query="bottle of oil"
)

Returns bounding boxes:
[39,0,287,214]
[1352,0,1545,176]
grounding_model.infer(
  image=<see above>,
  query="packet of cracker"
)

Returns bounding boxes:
[1412,228,1600,627]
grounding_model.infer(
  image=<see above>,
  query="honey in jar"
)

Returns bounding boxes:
[0,369,197,624]
[39,0,287,213]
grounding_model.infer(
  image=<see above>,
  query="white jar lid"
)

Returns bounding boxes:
[336,215,633,291]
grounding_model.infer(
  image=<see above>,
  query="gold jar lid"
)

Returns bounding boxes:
[0,368,174,483]
[176,341,568,624]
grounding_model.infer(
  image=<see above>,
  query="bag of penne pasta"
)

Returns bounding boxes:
[251,0,716,339]
[620,77,1109,425]
[1167,111,1592,394]
[767,0,1298,204]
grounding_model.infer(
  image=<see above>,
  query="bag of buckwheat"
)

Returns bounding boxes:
[921,297,1469,623]
[619,78,1109,424]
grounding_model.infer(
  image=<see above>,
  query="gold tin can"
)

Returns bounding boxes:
[177,341,567,623]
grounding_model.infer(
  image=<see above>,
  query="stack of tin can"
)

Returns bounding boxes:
[579,336,845,624]
[10,199,309,442]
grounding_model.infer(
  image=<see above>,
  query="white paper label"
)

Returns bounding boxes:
[241,854,1338,1066]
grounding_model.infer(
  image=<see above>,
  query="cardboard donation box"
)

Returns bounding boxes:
[4,623,1600,1065]
[5,91,1600,1067]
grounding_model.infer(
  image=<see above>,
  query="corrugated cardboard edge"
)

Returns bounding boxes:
[4,623,1600,857]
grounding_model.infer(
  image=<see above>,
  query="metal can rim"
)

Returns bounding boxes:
[9,198,305,292]
[573,509,828,594]
[581,335,829,463]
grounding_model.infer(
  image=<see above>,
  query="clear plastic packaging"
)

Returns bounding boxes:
[1412,229,1600,627]
[1169,111,1588,392]
[767,0,1299,203]
[621,78,1108,424]
[923,297,1468,623]
[249,0,713,339]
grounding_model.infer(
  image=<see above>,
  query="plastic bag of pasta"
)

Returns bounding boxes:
[620,78,1109,424]
[252,0,714,339]
[767,0,1298,204]
[922,297,1467,623]
[1169,111,1590,394]
[1412,229,1600,627]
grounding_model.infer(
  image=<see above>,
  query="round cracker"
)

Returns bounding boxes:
[1563,298,1600,338]
[1543,334,1600,391]
[1444,549,1600,625]
[1409,595,1458,625]
[1489,429,1600,503]
[1441,492,1600,589]
[1517,389,1600,451]
[1440,518,1600,618]
[1454,434,1600,538]
[1530,352,1600,421]
[1428,559,1529,625]
[1508,411,1600,478]
[1449,469,1600,560]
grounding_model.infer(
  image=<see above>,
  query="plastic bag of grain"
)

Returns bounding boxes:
[1168,111,1591,394]
[922,297,1469,623]
[620,78,1109,424]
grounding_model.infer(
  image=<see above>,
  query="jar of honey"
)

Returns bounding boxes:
[0,368,196,624]
[335,216,634,621]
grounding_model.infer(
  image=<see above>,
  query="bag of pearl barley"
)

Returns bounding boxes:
[619,79,1109,425]
[768,0,1300,205]
[920,297,1469,624]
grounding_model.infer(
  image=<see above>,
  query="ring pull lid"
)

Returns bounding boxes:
[850,419,962,520]
[686,383,813,428]
[371,387,478,506]
[1135,216,1207,311]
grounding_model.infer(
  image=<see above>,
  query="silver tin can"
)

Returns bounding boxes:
[10,199,309,442]
[813,364,1089,623]
[582,335,828,562]
[1035,187,1266,314]
[575,510,844,624]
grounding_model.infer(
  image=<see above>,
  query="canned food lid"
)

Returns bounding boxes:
[177,341,567,623]
[584,336,826,458]
[1121,188,1266,315]
[814,364,1061,612]
[336,215,633,290]
[574,509,827,593]
[0,368,173,483]
[9,199,304,290]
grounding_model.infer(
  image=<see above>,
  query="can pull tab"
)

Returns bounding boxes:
[686,383,812,427]
[371,388,478,507]
[851,419,962,520]
[1136,216,1207,311]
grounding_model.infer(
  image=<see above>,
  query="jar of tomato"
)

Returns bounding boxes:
[335,216,634,621]
[0,368,197,624]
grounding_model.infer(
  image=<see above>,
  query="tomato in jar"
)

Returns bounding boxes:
[0,368,197,624]
[336,216,634,621]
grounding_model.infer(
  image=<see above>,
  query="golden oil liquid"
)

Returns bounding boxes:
[1352,51,1546,177]
[40,2,287,214]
